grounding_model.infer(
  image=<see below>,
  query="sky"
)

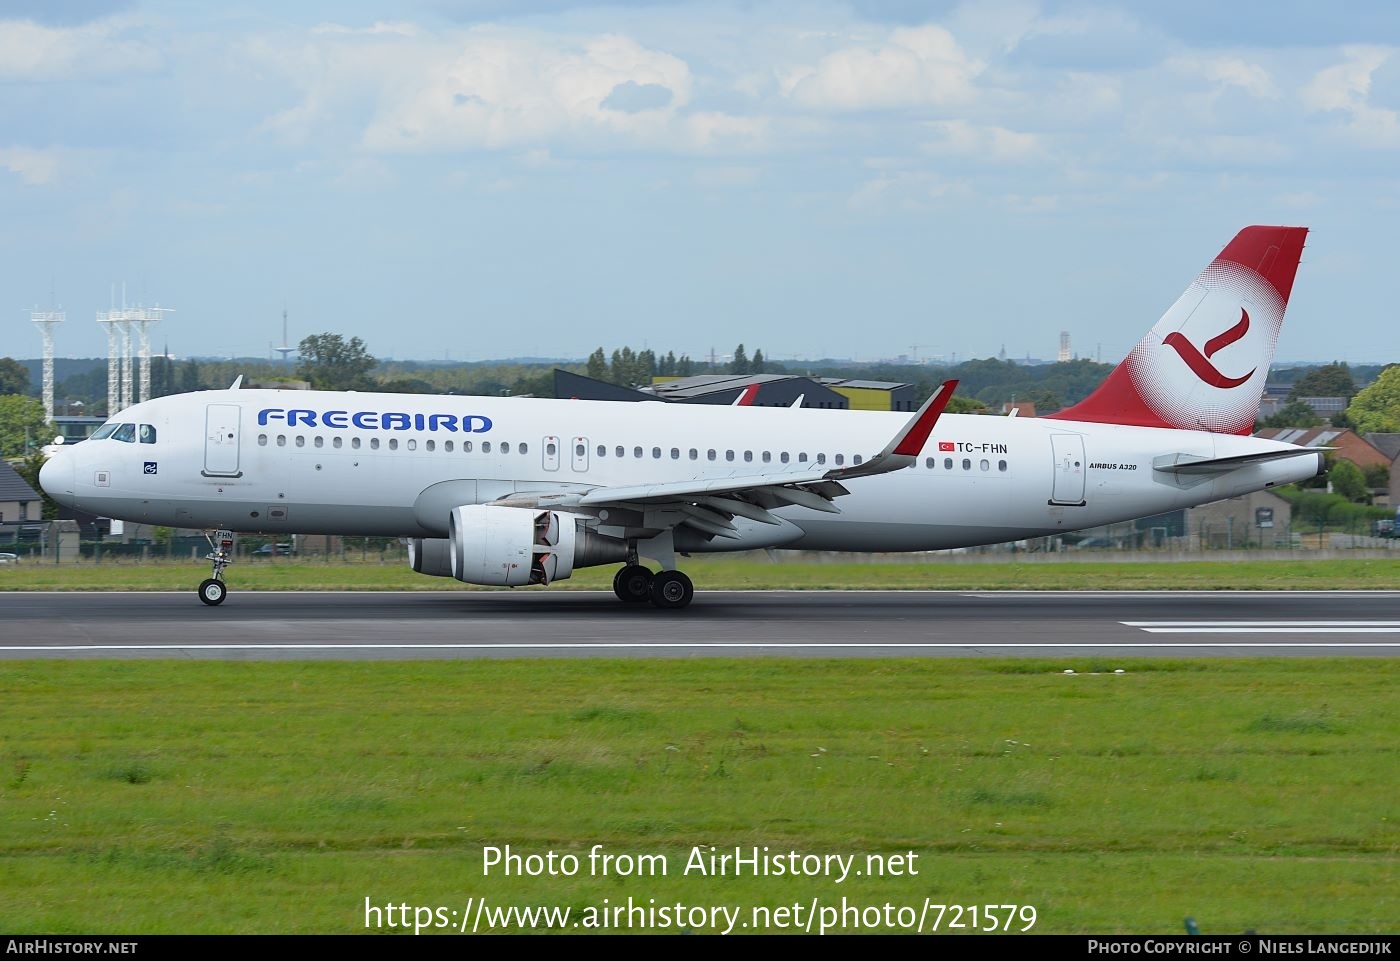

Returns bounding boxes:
[3,1,1400,368]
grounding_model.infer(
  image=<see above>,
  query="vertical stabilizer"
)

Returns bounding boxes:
[1047,226,1308,434]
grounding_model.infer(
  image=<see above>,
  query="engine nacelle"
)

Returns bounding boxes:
[445,504,627,586]
[407,537,454,577]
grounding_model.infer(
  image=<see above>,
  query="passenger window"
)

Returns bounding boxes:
[139,424,156,444]
[798,453,808,463]
[980,458,989,471]
[998,460,1007,471]
[406,439,418,451]
[689,449,698,460]
[944,457,953,470]
[547,442,557,455]
[464,441,473,453]
[853,455,863,465]
[780,452,789,464]
[277,435,286,447]
[388,438,398,451]
[112,424,135,443]
[519,442,528,454]
[598,444,606,457]
[816,453,826,465]
[762,451,771,463]
[501,442,510,454]
[296,435,306,448]
[352,437,361,450]
[634,446,643,458]
[576,444,585,457]
[744,451,753,463]
[834,454,844,466]
[334,437,343,449]
[652,447,661,459]
[314,436,324,448]
[671,448,680,460]
[615,446,624,458]
[258,435,268,447]
[444,440,453,452]
[425,440,434,452]
[962,458,971,470]
[925,457,933,468]
[370,438,380,450]
[707,449,716,461]
[482,441,492,453]
[725,450,735,462]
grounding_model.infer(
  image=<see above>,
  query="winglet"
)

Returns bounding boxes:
[892,379,957,456]
[733,384,760,406]
[826,379,958,481]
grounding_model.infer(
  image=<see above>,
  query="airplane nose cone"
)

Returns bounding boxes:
[39,451,76,508]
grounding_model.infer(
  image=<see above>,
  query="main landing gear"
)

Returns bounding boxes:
[198,530,235,606]
[611,566,695,609]
[612,541,695,610]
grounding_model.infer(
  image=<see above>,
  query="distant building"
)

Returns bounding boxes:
[1363,433,1400,508]
[816,379,918,412]
[1002,401,1037,417]
[1254,427,1390,472]
[646,374,847,408]
[0,460,42,546]
[553,369,659,403]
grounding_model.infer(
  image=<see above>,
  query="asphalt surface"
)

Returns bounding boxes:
[4,590,1399,659]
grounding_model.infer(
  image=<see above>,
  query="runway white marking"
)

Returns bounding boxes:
[3,642,1398,652]
[1124,621,1400,634]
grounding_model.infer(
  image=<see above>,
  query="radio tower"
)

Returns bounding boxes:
[98,296,173,413]
[274,309,295,364]
[30,308,64,422]
[1058,331,1071,363]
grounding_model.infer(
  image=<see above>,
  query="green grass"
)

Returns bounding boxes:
[0,659,1394,934]
[4,555,1400,591]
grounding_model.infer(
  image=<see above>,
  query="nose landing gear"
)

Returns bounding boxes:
[198,530,235,606]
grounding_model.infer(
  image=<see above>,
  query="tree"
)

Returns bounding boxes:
[296,333,377,391]
[0,357,28,395]
[946,395,989,414]
[1328,458,1370,503]
[1259,399,1323,428]
[1345,365,1400,434]
[751,349,766,374]
[1289,362,1355,400]
[730,344,749,375]
[0,395,51,457]
[586,348,608,381]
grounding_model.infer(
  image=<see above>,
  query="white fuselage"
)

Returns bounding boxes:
[41,388,1319,552]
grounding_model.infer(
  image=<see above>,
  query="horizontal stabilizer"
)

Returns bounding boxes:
[1152,448,1327,476]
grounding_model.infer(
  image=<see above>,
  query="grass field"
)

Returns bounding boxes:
[0,658,1395,935]
[4,555,1400,591]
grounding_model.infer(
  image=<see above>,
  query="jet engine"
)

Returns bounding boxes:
[418,504,627,586]
[408,537,455,577]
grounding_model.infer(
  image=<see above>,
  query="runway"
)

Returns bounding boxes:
[4,590,1400,659]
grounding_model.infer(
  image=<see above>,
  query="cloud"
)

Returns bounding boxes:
[1168,54,1278,99]
[0,147,60,185]
[780,25,983,111]
[601,81,674,113]
[1302,46,1400,147]
[921,119,1042,162]
[0,15,159,80]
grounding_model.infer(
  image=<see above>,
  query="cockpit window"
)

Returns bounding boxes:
[139,424,157,444]
[91,423,118,440]
[111,424,136,443]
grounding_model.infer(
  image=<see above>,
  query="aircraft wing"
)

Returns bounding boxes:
[501,381,957,536]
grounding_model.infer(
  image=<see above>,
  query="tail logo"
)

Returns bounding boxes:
[1161,309,1255,389]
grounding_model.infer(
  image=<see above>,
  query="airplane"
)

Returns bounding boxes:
[40,225,1323,611]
